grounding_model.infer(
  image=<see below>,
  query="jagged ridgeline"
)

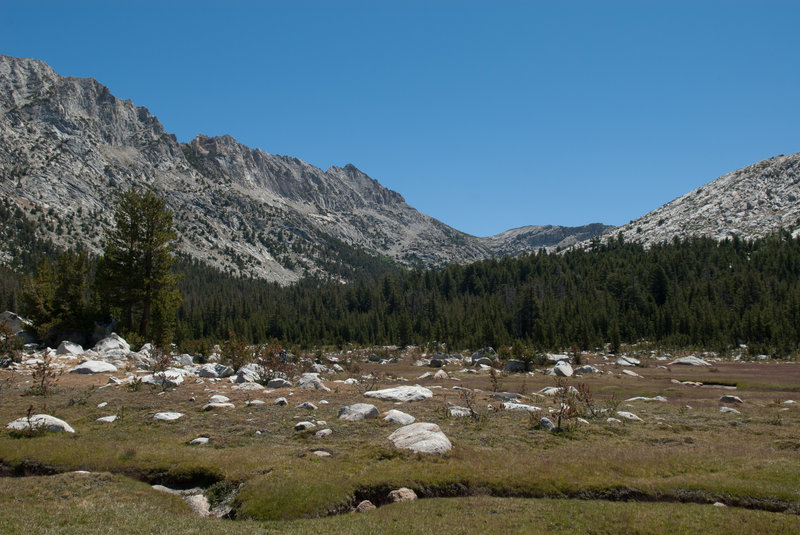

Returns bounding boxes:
[0,54,610,287]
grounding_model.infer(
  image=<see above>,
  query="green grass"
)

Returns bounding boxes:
[1,356,799,531]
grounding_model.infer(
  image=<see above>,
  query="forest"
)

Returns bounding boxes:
[3,215,800,356]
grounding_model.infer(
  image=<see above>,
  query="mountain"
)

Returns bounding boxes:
[587,153,800,248]
[0,54,608,283]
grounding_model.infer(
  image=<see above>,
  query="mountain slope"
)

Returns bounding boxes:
[589,153,800,247]
[0,54,608,282]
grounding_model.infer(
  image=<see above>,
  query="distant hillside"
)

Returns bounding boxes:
[591,153,800,247]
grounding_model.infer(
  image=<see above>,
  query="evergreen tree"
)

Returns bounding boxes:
[96,188,181,344]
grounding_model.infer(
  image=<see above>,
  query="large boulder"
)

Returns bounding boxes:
[7,414,75,433]
[0,311,29,333]
[266,378,292,388]
[550,360,574,377]
[93,333,130,354]
[141,370,184,387]
[387,422,452,454]
[337,403,379,421]
[197,363,235,378]
[296,373,331,391]
[234,363,262,383]
[616,356,640,367]
[364,385,433,402]
[57,340,84,356]
[68,360,117,374]
[471,347,497,364]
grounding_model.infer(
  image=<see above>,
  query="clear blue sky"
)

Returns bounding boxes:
[2,1,799,236]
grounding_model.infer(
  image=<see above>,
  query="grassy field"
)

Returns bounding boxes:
[1,349,798,533]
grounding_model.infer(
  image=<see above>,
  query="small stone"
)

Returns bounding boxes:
[616,411,643,422]
[337,403,378,421]
[274,397,288,406]
[201,402,235,411]
[312,450,331,457]
[208,394,230,404]
[97,402,108,408]
[539,417,556,431]
[382,409,415,425]
[189,437,210,445]
[719,395,743,404]
[315,428,332,438]
[297,401,318,411]
[96,415,117,423]
[720,407,741,414]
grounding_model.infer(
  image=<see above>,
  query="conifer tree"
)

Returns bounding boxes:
[96,188,181,344]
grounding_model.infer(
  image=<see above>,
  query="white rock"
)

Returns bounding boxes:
[383,409,416,425]
[574,365,601,374]
[337,403,379,421]
[189,437,210,445]
[202,402,235,411]
[197,363,234,378]
[606,417,622,424]
[69,360,117,374]
[297,401,318,411]
[57,340,84,356]
[7,414,74,433]
[294,421,316,431]
[550,361,573,377]
[297,373,330,391]
[388,487,418,503]
[364,385,433,402]
[621,369,643,378]
[503,402,541,413]
[625,396,667,402]
[141,370,184,387]
[96,415,117,423]
[312,450,331,457]
[669,355,711,366]
[246,400,266,406]
[209,395,230,404]
[266,378,292,388]
[616,411,643,422]
[93,333,130,354]
[153,412,183,421]
[539,417,556,430]
[433,369,449,380]
[616,356,640,366]
[720,407,741,414]
[449,406,472,418]
[315,428,332,438]
[387,422,452,454]
[720,395,743,404]
[274,397,288,406]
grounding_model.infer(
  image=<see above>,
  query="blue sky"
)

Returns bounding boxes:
[2,1,799,236]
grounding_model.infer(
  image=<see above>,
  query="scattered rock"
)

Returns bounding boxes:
[449,406,472,418]
[297,402,318,411]
[720,407,741,414]
[141,370,184,387]
[503,359,527,373]
[364,385,433,402]
[606,417,622,424]
[69,360,118,374]
[189,437,210,445]
[294,421,316,431]
[382,409,415,425]
[616,356,640,367]
[539,417,556,431]
[312,450,331,457]
[246,400,266,406]
[153,412,183,421]
[720,395,743,404]
[315,428,332,438]
[96,415,117,423]
[208,395,230,404]
[274,397,288,406]
[197,363,235,378]
[616,411,643,422]
[433,369,449,380]
[234,363,262,383]
[202,402,235,411]
[93,333,130,354]
[297,373,330,391]
[388,487,417,503]
[574,365,601,374]
[669,355,711,366]
[355,500,376,513]
[625,396,667,402]
[621,369,643,378]
[387,422,452,454]
[550,360,573,377]
[57,340,84,356]
[503,402,541,412]
[7,414,75,433]
[337,403,379,421]
[266,378,292,388]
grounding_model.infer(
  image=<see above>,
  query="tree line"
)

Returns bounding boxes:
[3,189,800,356]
